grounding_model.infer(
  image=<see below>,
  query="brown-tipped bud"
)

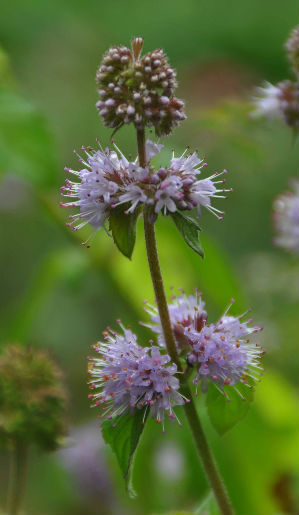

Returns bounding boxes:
[131,36,144,61]
[96,39,186,136]
[285,25,299,76]
[0,343,68,451]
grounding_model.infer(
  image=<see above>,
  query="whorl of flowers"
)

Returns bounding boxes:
[252,81,299,130]
[60,140,230,242]
[273,179,299,254]
[285,25,299,76]
[96,37,186,136]
[144,292,264,399]
[88,324,186,428]
[253,26,299,131]
[0,343,67,450]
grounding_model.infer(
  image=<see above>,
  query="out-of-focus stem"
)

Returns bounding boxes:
[7,441,28,515]
[137,127,234,515]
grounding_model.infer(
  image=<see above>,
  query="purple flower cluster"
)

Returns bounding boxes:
[88,324,185,426]
[253,26,299,131]
[61,140,230,239]
[273,179,299,254]
[253,81,299,131]
[144,292,264,399]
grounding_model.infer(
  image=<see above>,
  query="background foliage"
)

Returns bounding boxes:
[0,1,298,514]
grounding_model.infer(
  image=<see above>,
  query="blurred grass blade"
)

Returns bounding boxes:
[0,87,58,188]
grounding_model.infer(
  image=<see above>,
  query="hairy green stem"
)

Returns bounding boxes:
[137,128,234,515]
[7,441,28,515]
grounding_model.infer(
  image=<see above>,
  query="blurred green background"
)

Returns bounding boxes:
[0,1,298,514]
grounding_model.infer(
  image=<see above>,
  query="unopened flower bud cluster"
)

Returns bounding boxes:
[96,38,186,136]
[273,178,299,254]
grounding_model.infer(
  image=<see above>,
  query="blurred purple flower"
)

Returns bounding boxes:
[59,422,112,502]
[273,179,299,254]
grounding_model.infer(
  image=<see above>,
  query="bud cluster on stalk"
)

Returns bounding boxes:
[96,37,186,136]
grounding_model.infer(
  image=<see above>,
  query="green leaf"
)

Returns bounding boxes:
[101,409,148,497]
[109,204,139,259]
[171,212,204,258]
[195,491,221,514]
[206,379,255,435]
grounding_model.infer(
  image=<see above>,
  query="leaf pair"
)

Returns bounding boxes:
[110,207,204,260]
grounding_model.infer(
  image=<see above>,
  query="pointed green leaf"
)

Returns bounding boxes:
[206,379,255,435]
[101,409,148,497]
[171,212,204,258]
[109,204,139,259]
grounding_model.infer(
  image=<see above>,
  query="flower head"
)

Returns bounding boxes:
[61,141,230,243]
[96,37,186,136]
[185,302,264,398]
[145,293,264,399]
[60,141,151,241]
[143,289,206,349]
[88,324,186,427]
[253,81,299,131]
[273,179,299,254]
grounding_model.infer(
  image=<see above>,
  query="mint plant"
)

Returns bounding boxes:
[62,37,265,515]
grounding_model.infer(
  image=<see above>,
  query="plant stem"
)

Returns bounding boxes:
[7,441,28,515]
[137,128,234,515]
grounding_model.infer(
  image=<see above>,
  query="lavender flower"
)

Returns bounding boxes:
[145,293,264,399]
[151,147,230,219]
[60,141,153,241]
[61,140,230,242]
[253,81,299,130]
[59,423,112,504]
[96,37,186,136]
[273,179,299,254]
[143,290,206,349]
[185,303,264,398]
[88,323,186,427]
[252,26,299,131]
